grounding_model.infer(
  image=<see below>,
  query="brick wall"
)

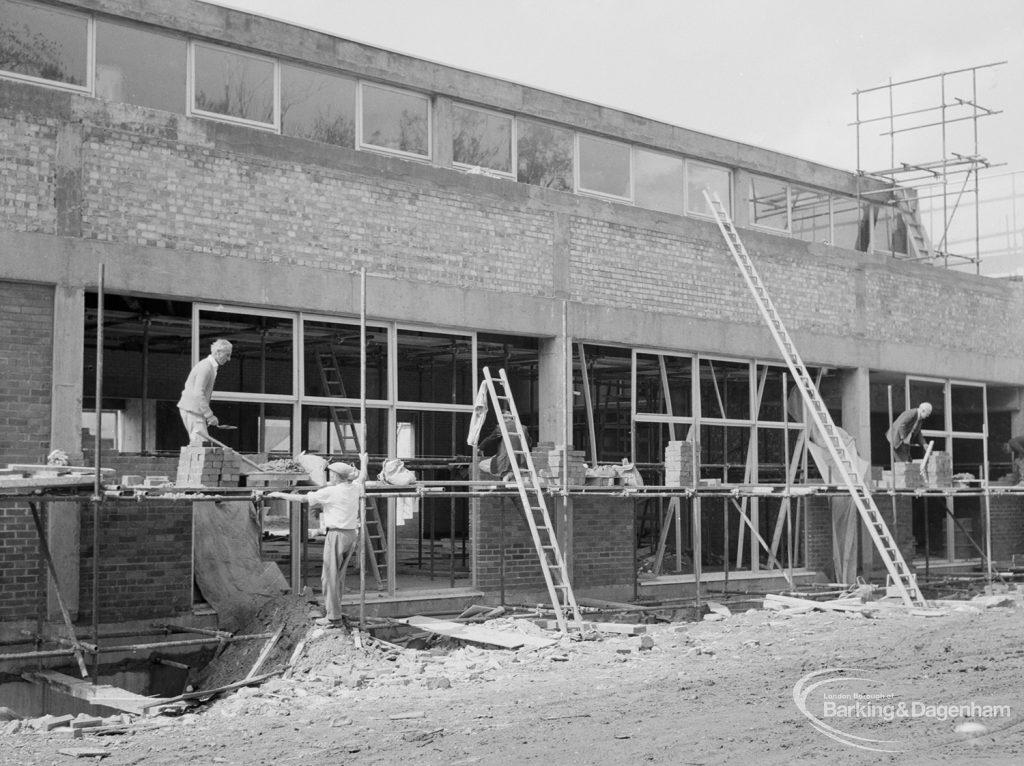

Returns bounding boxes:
[473,495,634,596]
[5,85,1024,364]
[569,496,634,590]
[0,501,43,621]
[78,498,192,623]
[987,495,1024,561]
[0,281,53,464]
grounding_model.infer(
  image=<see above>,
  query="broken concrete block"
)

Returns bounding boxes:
[425,676,451,690]
[70,715,105,730]
[43,714,75,731]
[638,635,655,651]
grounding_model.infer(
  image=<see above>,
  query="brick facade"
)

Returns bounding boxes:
[987,495,1024,562]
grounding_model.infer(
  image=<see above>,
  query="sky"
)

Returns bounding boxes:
[210,0,1024,273]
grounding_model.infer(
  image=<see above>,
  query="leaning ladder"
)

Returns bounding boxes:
[480,367,583,632]
[314,347,387,589]
[702,190,924,607]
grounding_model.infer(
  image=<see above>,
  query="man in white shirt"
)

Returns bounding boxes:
[177,338,232,446]
[269,452,368,627]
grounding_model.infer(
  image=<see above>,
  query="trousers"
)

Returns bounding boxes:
[322,528,357,620]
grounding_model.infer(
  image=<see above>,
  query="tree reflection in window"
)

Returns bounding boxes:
[361,83,429,156]
[517,118,573,191]
[193,43,274,125]
[453,105,512,174]
[0,0,88,86]
[281,63,355,148]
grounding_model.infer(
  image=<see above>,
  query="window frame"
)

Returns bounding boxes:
[748,174,791,233]
[633,146,685,216]
[451,102,515,179]
[685,159,732,219]
[575,132,633,203]
[187,40,279,131]
[357,80,433,161]
[0,0,93,94]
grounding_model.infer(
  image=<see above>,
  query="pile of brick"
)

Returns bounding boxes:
[923,451,953,488]
[664,441,700,486]
[175,446,240,487]
[532,443,587,486]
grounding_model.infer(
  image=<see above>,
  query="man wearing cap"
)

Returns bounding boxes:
[177,338,232,446]
[886,402,932,462]
[269,452,368,627]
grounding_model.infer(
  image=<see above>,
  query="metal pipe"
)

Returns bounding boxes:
[92,263,104,683]
[359,267,367,630]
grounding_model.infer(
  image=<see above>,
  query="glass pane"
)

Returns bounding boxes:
[635,353,691,417]
[396,329,472,405]
[193,44,274,124]
[95,20,185,111]
[301,405,387,457]
[755,364,793,422]
[749,176,788,230]
[635,149,683,214]
[361,83,429,156]
[453,105,512,173]
[872,205,908,255]
[687,161,730,216]
[699,424,751,484]
[397,409,471,459]
[699,359,750,420]
[197,310,293,396]
[0,0,88,86]
[951,384,985,433]
[208,401,293,454]
[578,134,630,199]
[516,118,572,191]
[790,187,831,244]
[832,195,869,251]
[906,379,944,433]
[573,343,631,462]
[281,64,355,148]
[303,320,388,400]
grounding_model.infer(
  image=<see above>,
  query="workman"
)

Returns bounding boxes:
[268,453,368,628]
[479,410,531,480]
[886,402,932,463]
[177,338,232,446]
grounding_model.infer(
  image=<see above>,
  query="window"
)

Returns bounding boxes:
[686,161,731,217]
[635,352,692,417]
[191,42,275,127]
[0,0,89,89]
[81,410,120,452]
[517,118,573,192]
[872,204,908,255]
[396,329,473,405]
[634,149,683,215]
[359,82,430,158]
[453,104,512,175]
[280,64,356,147]
[790,187,831,244]
[303,319,388,401]
[699,358,750,420]
[95,20,185,112]
[749,176,789,231]
[577,134,631,200]
[195,308,294,397]
[831,196,868,251]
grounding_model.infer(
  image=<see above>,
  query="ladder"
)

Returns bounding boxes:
[893,189,933,261]
[314,346,387,590]
[480,367,583,632]
[702,190,924,607]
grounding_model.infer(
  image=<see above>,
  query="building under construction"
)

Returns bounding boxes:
[2,0,1024,713]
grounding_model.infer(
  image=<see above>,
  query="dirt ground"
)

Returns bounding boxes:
[3,590,1024,766]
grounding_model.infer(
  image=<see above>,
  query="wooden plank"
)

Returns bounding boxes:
[398,616,556,649]
[534,619,646,635]
[763,593,875,614]
[24,670,168,715]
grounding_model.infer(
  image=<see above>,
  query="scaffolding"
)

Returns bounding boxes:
[853,62,1007,273]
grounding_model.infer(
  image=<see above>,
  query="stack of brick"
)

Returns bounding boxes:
[892,461,924,489]
[540,446,588,486]
[530,442,553,475]
[923,451,953,488]
[175,446,240,487]
[664,441,700,486]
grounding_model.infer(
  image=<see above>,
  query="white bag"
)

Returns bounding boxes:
[378,458,416,486]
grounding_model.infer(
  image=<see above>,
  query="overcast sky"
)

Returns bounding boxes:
[210,0,1023,272]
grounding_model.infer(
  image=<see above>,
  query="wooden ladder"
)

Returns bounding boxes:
[703,190,925,607]
[480,367,583,632]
